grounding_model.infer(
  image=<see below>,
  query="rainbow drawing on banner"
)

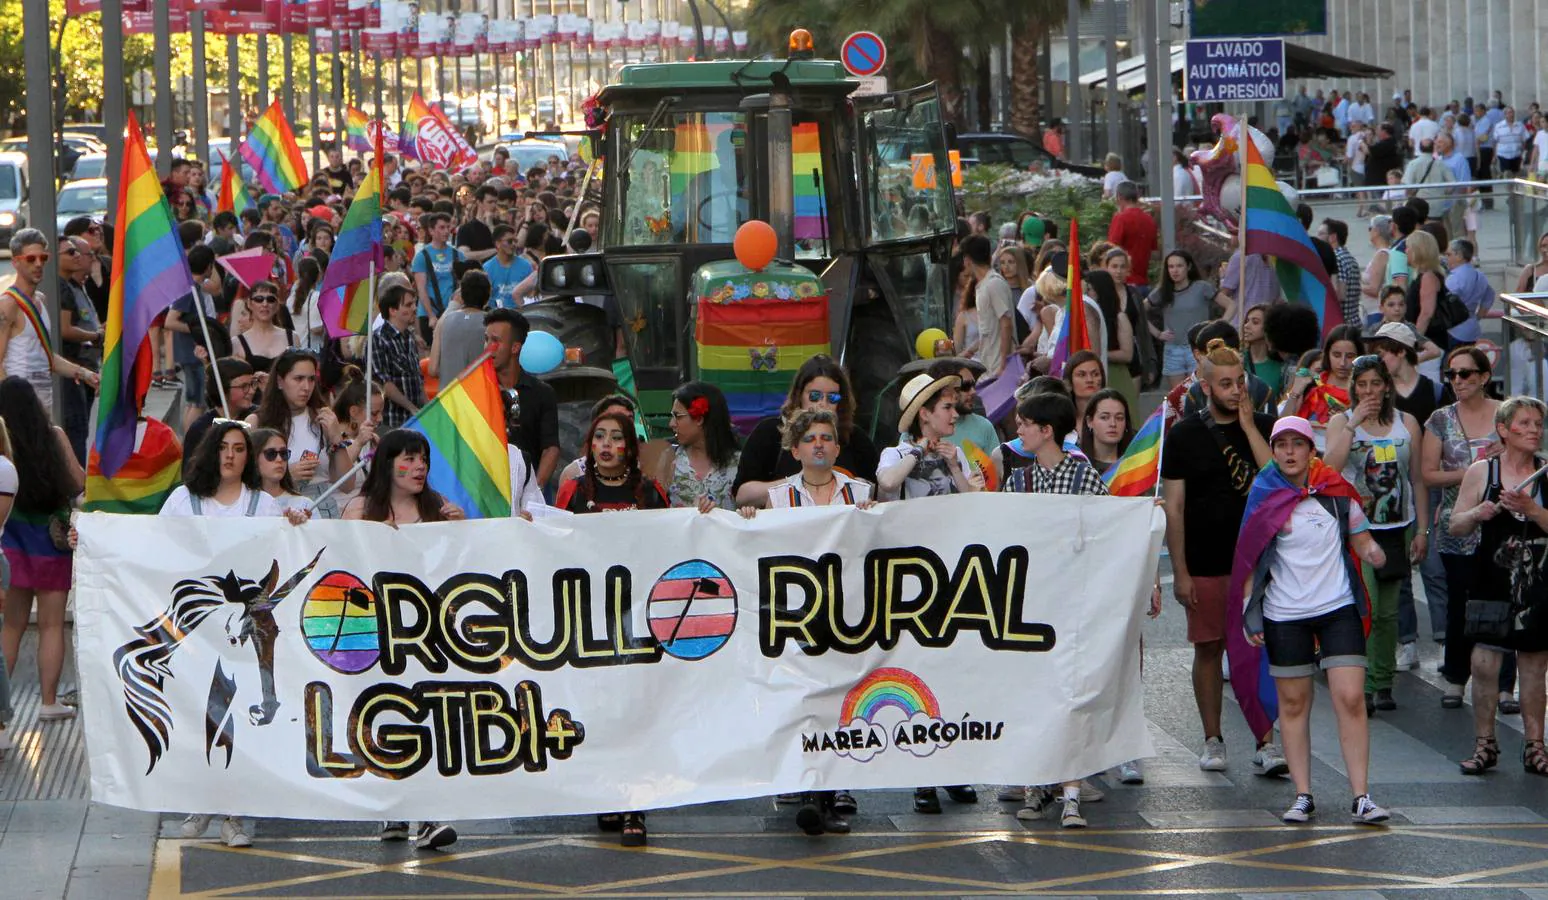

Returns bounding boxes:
[239,99,308,194]
[301,571,382,674]
[840,668,942,722]
[645,560,738,661]
[792,121,827,244]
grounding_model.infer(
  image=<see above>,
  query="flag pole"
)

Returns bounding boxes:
[305,350,493,511]
[192,296,229,419]
[364,260,375,430]
[1152,406,1165,499]
[1235,113,1250,334]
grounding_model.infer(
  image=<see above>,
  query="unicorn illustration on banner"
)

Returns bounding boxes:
[113,551,324,774]
[1189,113,1301,229]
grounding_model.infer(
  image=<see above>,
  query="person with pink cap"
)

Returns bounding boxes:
[1238,415,1391,826]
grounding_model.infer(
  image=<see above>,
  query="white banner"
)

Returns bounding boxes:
[76,495,1160,822]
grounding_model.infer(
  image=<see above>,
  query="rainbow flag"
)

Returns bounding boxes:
[239,98,308,194]
[1243,138,1341,333]
[1048,218,1090,375]
[398,93,431,161]
[344,106,374,153]
[1226,458,1366,738]
[792,121,827,244]
[669,118,728,194]
[84,418,182,514]
[215,150,252,215]
[403,358,512,519]
[316,126,384,337]
[95,112,195,478]
[1102,405,1163,496]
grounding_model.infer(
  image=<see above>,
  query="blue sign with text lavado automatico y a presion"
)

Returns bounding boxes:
[1184,38,1285,102]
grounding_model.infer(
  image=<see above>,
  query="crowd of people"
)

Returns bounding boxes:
[0,95,1542,857]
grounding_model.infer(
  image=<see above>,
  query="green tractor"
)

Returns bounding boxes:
[533,31,959,449]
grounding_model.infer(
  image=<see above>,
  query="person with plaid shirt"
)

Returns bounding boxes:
[371,283,426,430]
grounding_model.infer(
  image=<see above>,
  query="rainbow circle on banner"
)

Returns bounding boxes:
[646,560,738,661]
[301,571,382,674]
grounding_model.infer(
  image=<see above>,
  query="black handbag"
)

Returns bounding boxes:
[1370,527,1411,582]
[1464,598,1514,641]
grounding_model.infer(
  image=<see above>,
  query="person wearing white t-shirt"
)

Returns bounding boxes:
[962,235,1014,379]
[1242,417,1391,828]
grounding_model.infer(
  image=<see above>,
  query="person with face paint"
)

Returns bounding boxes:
[1240,416,1390,826]
[737,408,872,834]
[338,430,461,850]
[733,356,878,508]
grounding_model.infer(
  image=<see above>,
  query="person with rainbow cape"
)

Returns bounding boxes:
[1231,416,1392,826]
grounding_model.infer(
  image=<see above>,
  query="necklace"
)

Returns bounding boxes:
[801,475,836,488]
[597,471,628,486]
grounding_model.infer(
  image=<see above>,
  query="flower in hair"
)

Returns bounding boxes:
[688,396,710,420]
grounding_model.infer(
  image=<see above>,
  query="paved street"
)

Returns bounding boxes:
[8,547,1548,898]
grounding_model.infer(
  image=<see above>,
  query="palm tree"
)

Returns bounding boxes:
[1010,1,1087,138]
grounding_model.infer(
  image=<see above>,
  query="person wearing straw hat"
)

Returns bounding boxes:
[877,372,984,502]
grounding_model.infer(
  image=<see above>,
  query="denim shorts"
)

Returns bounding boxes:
[181,362,205,405]
[1263,603,1366,678]
[1162,344,1194,376]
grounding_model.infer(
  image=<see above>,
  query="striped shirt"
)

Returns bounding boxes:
[1493,120,1527,160]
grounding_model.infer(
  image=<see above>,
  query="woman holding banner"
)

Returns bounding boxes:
[1239,416,1391,826]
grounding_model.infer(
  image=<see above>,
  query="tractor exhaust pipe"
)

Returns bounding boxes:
[767,72,794,260]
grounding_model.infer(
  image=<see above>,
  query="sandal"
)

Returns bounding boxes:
[620,812,647,847]
[596,813,623,832]
[1460,736,1499,775]
[1525,740,1548,777]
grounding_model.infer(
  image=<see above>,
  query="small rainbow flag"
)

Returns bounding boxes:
[239,98,308,194]
[95,111,195,478]
[792,121,827,244]
[1048,218,1090,375]
[84,418,182,514]
[215,150,253,215]
[344,106,374,153]
[317,126,384,337]
[1101,405,1163,496]
[403,358,512,519]
[1243,138,1341,333]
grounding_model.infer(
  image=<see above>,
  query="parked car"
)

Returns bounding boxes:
[55,178,108,233]
[0,152,28,247]
[488,138,570,173]
[69,152,105,182]
[61,123,108,143]
[955,133,1106,179]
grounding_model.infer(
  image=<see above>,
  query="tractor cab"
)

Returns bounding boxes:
[539,31,959,442]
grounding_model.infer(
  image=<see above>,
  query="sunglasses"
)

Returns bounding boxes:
[17,252,48,264]
[59,246,80,257]
[806,390,843,405]
[249,294,278,304]
[1444,367,1482,380]
[261,447,291,462]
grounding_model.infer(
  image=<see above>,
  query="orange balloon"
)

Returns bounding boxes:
[734,220,778,271]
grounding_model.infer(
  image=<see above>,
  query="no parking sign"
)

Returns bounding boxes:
[841,31,886,78]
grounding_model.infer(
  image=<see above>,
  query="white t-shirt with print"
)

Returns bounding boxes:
[877,440,972,501]
[1263,498,1369,622]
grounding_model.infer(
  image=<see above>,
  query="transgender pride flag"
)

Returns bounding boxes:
[646,561,737,660]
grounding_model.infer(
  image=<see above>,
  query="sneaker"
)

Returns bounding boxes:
[1221,649,1230,681]
[1374,688,1397,711]
[1060,798,1087,828]
[37,704,75,721]
[831,790,857,814]
[1016,787,1052,821]
[180,814,213,838]
[415,821,457,850]
[1253,743,1289,778]
[219,817,251,848]
[380,821,409,841]
[1282,793,1316,823]
[996,785,1026,802]
[1396,641,1418,670]
[1198,737,1227,772]
[1117,761,1144,784]
[1077,780,1105,802]
[1351,793,1390,825]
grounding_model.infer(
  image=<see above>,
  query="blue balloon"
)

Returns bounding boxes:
[519,330,566,375]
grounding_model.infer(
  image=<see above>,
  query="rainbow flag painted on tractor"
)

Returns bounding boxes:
[1102,405,1163,496]
[1244,139,1341,333]
[792,121,828,245]
[403,358,512,519]
[94,111,195,479]
[84,418,182,514]
[693,260,830,433]
[239,99,308,194]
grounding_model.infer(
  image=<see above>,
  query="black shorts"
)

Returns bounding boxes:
[1499,155,1523,174]
[1263,603,1366,678]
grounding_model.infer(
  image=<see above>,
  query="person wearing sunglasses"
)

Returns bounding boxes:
[1423,345,1506,710]
[232,280,297,380]
[249,427,309,514]
[0,229,100,413]
[1324,355,1429,716]
[732,355,878,508]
